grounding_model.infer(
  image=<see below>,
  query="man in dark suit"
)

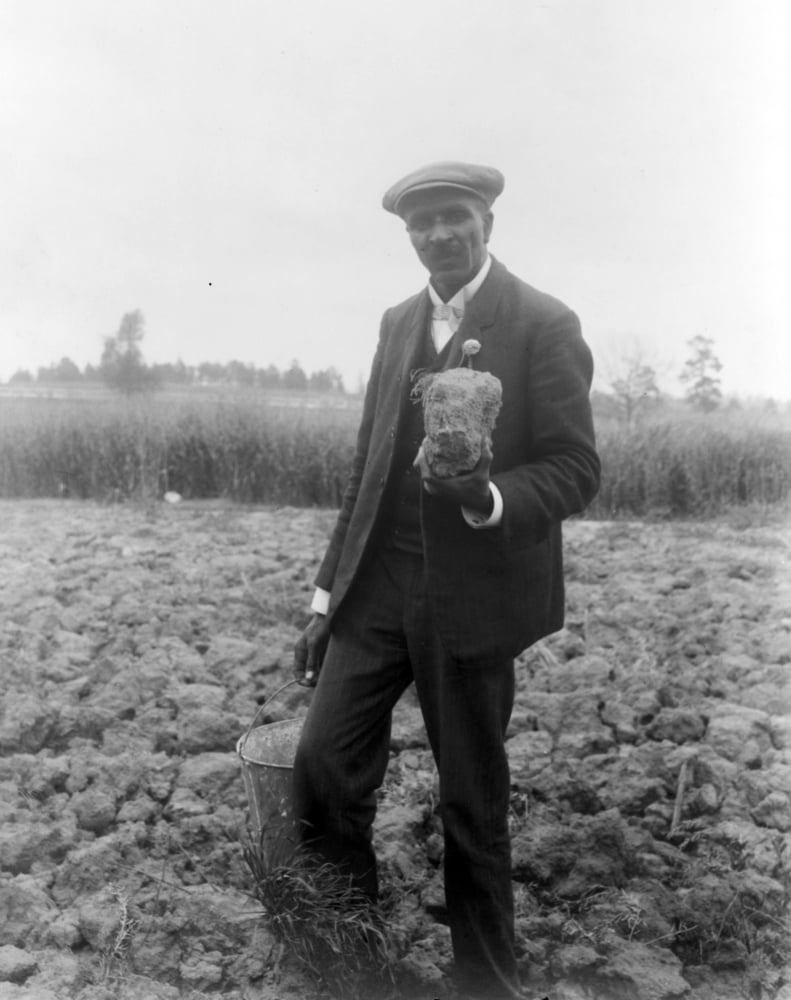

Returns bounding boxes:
[292,161,600,999]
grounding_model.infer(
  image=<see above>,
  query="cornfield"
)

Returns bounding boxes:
[0,392,358,507]
[591,418,791,518]
[1,391,789,517]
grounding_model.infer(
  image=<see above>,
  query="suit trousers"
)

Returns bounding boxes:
[292,544,519,997]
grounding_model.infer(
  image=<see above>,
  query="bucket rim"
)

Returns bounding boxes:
[238,678,302,756]
[236,717,303,768]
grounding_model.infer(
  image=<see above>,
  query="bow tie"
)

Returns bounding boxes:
[432,303,464,332]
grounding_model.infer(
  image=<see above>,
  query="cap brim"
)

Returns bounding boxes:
[393,182,491,216]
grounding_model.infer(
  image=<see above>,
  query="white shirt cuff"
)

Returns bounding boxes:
[462,482,503,529]
[310,588,331,615]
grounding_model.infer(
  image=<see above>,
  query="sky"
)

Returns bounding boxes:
[1,0,789,399]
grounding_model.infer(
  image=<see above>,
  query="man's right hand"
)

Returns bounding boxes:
[293,613,331,687]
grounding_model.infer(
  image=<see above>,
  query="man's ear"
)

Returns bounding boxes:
[483,211,494,243]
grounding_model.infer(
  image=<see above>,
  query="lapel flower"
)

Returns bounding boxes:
[461,338,482,369]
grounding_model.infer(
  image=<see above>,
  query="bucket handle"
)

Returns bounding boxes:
[239,677,301,755]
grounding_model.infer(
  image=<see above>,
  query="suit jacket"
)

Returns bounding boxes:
[314,257,600,664]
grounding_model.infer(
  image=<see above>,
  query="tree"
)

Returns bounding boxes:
[282,360,308,391]
[36,359,80,382]
[150,360,192,384]
[308,366,345,393]
[226,360,256,386]
[52,357,83,381]
[8,369,33,384]
[606,345,661,425]
[100,309,158,394]
[259,364,281,389]
[680,335,722,412]
[197,361,225,383]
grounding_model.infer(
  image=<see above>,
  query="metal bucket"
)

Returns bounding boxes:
[236,679,304,842]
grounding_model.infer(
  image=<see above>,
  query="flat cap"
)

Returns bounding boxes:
[382,161,505,216]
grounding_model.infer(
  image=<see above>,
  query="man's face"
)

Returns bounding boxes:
[403,190,493,299]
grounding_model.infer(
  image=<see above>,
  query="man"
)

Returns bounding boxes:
[292,161,600,999]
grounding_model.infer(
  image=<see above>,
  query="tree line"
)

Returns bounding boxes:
[6,309,346,395]
[6,310,737,417]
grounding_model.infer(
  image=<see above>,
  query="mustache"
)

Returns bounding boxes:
[420,245,461,256]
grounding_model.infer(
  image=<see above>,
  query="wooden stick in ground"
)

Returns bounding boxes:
[670,759,690,835]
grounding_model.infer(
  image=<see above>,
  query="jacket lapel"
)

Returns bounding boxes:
[397,290,432,389]
[442,256,508,369]
[462,255,507,335]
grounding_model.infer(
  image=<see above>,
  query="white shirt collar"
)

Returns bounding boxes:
[427,254,491,311]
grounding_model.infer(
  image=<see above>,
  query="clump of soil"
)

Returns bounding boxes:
[414,367,502,477]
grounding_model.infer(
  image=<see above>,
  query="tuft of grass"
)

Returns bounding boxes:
[669,824,791,975]
[98,884,139,985]
[241,830,394,996]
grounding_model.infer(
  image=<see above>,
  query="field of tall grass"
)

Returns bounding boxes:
[1,389,790,517]
[0,391,359,508]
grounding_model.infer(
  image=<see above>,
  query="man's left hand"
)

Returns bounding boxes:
[413,441,494,515]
